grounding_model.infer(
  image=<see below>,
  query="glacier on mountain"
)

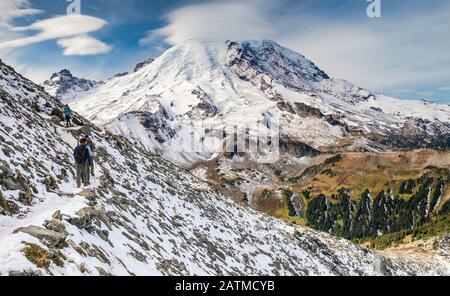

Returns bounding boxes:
[47,39,450,168]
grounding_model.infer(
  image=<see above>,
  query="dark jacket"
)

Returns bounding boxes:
[74,144,91,164]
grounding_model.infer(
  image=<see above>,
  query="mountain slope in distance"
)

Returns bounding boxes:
[42,40,450,251]
[43,69,101,103]
[51,39,450,168]
[5,59,450,275]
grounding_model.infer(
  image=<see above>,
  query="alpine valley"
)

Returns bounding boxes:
[0,39,448,276]
[46,40,450,250]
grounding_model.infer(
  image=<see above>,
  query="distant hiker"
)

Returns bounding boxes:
[73,138,93,188]
[83,135,95,177]
[63,104,73,128]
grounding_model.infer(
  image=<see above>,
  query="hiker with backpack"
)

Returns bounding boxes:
[83,135,96,177]
[63,104,73,128]
[73,138,94,188]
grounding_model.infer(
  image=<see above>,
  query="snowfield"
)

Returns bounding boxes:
[2,59,449,275]
[58,39,450,168]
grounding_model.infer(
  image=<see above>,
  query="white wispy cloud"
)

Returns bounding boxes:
[440,87,450,91]
[57,34,112,56]
[141,0,275,46]
[0,1,112,57]
[0,15,108,50]
[0,1,113,84]
[0,0,42,27]
[280,4,450,92]
[0,0,42,52]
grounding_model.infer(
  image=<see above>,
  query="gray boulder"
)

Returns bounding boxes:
[50,116,62,124]
[9,270,42,276]
[76,206,112,230]
[13,225,67,247]
[1,178,22,191]
[44,219,66,234]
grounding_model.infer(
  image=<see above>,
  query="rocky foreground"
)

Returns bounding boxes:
[1,60,449,275]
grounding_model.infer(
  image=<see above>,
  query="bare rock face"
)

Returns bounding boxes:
[134,58,154,72]
[434,235,450,257]
[43,69,101,101]
[0,161,25,191]
[294,102,324,118]
[291,193,306,218]
[279,135,320,157]
[0,191,20,216]
[227,40,330,90]
[186,88,219,118]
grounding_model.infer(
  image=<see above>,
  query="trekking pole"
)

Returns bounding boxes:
[92,163,96,184]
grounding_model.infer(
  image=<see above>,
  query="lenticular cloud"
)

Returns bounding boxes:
[0,15,108,50]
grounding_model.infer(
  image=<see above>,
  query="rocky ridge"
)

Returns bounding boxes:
[2,59,450,275]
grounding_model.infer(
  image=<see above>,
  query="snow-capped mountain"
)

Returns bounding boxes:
[43,69,101,103]
[3,59,449,275]
[61,40,450,168]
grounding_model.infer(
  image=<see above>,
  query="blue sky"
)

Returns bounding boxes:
[1,0,449,104]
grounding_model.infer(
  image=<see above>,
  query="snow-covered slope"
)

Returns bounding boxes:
[2,60,450,275]
[43,58,155,104]
[43,69,101,103]
[65,40,450,168]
